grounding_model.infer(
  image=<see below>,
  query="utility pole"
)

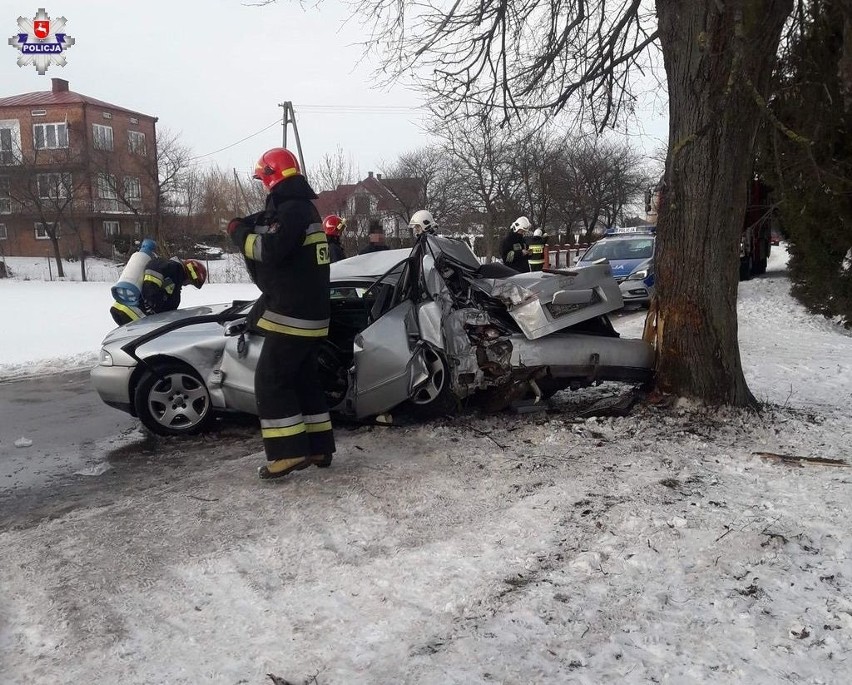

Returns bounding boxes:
[233,168,252,215]
[278,101,306,179]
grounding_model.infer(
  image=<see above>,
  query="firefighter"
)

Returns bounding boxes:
[527,228,547,271]
[501,216,531,272]
[109,257,207,325]
[409,209,437,237]
[323,215,347,262]
[227,147,335,481]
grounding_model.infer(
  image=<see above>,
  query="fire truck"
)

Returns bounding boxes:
[644,176,774,281]
[739,178,773,280]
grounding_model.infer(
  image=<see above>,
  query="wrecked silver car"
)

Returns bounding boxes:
[91,235,654,435]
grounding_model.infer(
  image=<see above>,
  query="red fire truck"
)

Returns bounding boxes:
[739,178,773,280]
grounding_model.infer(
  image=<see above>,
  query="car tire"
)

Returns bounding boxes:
[407,347,458,419]
[134,362,214,436]
[739,255,753,281]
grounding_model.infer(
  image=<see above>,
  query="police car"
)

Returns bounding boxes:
[574,226,656,305]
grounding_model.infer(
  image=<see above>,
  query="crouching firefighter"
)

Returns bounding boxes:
[109,257,207,325]
[228,147,336,481]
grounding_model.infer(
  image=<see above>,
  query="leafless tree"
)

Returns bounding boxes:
[551,137,650,240]
[191,166,265,235]
[381,146,470,234]
[308,145,359,193]
[302,0,793,407]
[508,129,563,237]
[6,146,90,279]
[91,128,194,255]
[429,115,518,260]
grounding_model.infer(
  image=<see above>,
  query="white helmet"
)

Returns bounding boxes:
[533,228,543,237]
[410,209,436,235]
[511,216,531,233]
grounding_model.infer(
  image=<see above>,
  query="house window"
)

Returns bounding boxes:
[93,124,114,151]
[37,172,72,199]
[124,176,142,208]
[0,120,21,165]
[33,122,69,150]
[128,131,146,156]
[0,224,7,240]
[35,222,59,240]
[133,221,145,236]
[103,220,120,237]
[0,176,10,213]
[96,173,120,212]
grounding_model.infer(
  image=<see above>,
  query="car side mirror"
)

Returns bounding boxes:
[224,318,247,337]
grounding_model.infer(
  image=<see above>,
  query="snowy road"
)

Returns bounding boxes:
[0,370,135,493]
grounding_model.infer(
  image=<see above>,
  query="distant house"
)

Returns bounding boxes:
[0,78,158,258]
[314,171,425,242]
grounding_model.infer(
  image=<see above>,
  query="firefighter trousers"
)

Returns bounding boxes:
[110,302,146,326]
[255,333,336,461]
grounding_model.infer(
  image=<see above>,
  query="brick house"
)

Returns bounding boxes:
[0,78,158,258]
[314,171,426,248]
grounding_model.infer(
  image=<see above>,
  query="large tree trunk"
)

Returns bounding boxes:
[653,0,791,405]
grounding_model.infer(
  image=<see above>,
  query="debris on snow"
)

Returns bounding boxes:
[14,436,32,448]
[754,451,849,468]
[74,462,112,476]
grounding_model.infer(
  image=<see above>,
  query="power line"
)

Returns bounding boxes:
[188,118,280,161]
[294,103,421,113]
[186,103,424,164]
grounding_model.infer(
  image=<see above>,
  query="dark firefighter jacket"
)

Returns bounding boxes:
[501,230,530,272]
[141,257,186,313]
[230,176,330,337]
[328,236,346,263]
[526,234,547,271]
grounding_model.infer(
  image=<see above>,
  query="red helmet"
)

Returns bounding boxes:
[253,147,301,190]
[183,259,207,289]
[323,215,346,237]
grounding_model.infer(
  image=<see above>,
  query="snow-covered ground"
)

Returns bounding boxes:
[2,246,852,684]
[0,254,258,380]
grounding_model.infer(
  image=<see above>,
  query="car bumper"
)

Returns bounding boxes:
[510,333,655,383]
[90,364,136,415]
[619,281,653,303]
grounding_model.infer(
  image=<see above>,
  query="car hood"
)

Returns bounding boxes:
[101,302,242,345]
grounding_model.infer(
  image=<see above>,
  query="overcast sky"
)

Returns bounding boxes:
[2,0,668,180]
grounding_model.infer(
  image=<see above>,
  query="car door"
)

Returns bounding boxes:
[352,255,428,418]
[218,307,263,414]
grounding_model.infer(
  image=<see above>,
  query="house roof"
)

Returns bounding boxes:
[0,90,156,120]
[314,185,355,218]
[314,174,426,217]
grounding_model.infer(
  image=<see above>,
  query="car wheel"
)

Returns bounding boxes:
[739,255,753,281]
[134,363,213,436]
[407,347,458,419]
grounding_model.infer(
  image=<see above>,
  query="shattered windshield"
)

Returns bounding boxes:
[580,238,654,262]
